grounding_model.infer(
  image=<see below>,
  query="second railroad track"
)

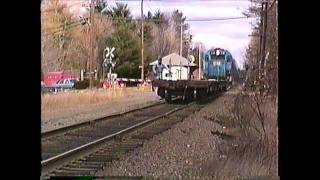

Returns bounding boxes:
[40,92,224,179]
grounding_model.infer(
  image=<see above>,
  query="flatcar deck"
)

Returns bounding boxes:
[152,79,230,102]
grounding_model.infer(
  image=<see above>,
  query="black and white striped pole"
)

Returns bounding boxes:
[104,47,116,82]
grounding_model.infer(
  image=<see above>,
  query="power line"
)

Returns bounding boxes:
[42,15,256,37]
[157,0,166,14]
[44,0,249,1]
[44,19,84,33]
[43,22,83,36]
[186,16,255,21]
[146,0,155,15]
[103,16,256,22]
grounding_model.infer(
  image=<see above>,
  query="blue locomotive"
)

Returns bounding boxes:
[203,48,237,82]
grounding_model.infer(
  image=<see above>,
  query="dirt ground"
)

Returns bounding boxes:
[41,88,160,133]
[96,86,278,179]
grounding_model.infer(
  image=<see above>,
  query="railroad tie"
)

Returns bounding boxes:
[68,163,103,169]
[52,169,93,176]
[60,166,95,172]
[85,155,120,162]
[76,160,109,167]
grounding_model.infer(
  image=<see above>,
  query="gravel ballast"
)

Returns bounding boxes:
[97,88,240,178]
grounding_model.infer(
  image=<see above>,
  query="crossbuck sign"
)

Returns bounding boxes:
[103,47,116,81]
[105,47,115,59]
[103,47,116,67]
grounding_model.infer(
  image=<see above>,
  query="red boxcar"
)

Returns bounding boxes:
[44,71,79,87]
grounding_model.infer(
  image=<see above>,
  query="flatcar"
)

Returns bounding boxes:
[152,48,239,102]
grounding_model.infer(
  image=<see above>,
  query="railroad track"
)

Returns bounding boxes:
[40,90,225,179]
[41,97,195,178]
[41,100,178,160]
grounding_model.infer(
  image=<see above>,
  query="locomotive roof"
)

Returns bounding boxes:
[149,53,197,66]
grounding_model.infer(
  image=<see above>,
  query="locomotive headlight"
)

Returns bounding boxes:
[216,50,220,55]
[213,61,221,66]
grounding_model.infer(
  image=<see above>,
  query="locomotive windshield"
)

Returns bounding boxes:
[211,54,225,61]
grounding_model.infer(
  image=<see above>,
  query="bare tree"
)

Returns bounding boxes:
[150,22,180,57]
[148,11,187,58]
[41,0,74,73]
[42,0,113,77]
[244,0,278,97]
[69,13,113,76]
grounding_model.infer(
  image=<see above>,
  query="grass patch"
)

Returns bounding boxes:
[201,92,278,178]
[41,87,156,120]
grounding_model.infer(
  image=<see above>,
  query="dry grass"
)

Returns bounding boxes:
[202,92,278,179]
[41,87,155,118]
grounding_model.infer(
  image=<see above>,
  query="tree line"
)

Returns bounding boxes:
[41,0,200,80]
[243,0,278,96]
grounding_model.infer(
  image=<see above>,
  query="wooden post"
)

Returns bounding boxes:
[141,0,144,81]
[198,45,201,80]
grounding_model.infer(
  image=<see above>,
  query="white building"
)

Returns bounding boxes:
[149,53,197,81]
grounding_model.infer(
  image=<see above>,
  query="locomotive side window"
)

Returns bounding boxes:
[226,56,231,62]
[205,55,209,61]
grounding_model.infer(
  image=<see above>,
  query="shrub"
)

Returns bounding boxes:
[93,80,102,87]
[75,79,102,89]
[75,79,89,89]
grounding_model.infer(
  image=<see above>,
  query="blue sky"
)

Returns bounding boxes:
[106,0,255,69]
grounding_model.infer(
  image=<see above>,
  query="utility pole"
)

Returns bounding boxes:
[187,33,191,79]
[187,36,189,58]
[102,51,105,81]
[141,0,144,81]
[258,2,264,81]
[180,22,183,56]
[261,0,268,78]
[276,0,278,26]
[89,0,95,88]
[198,44,201,80]
[102,47,106,81]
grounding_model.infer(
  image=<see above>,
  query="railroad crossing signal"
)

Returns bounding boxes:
[105,47,115,59]
[103,47,116,65]
[103,46,117,81]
